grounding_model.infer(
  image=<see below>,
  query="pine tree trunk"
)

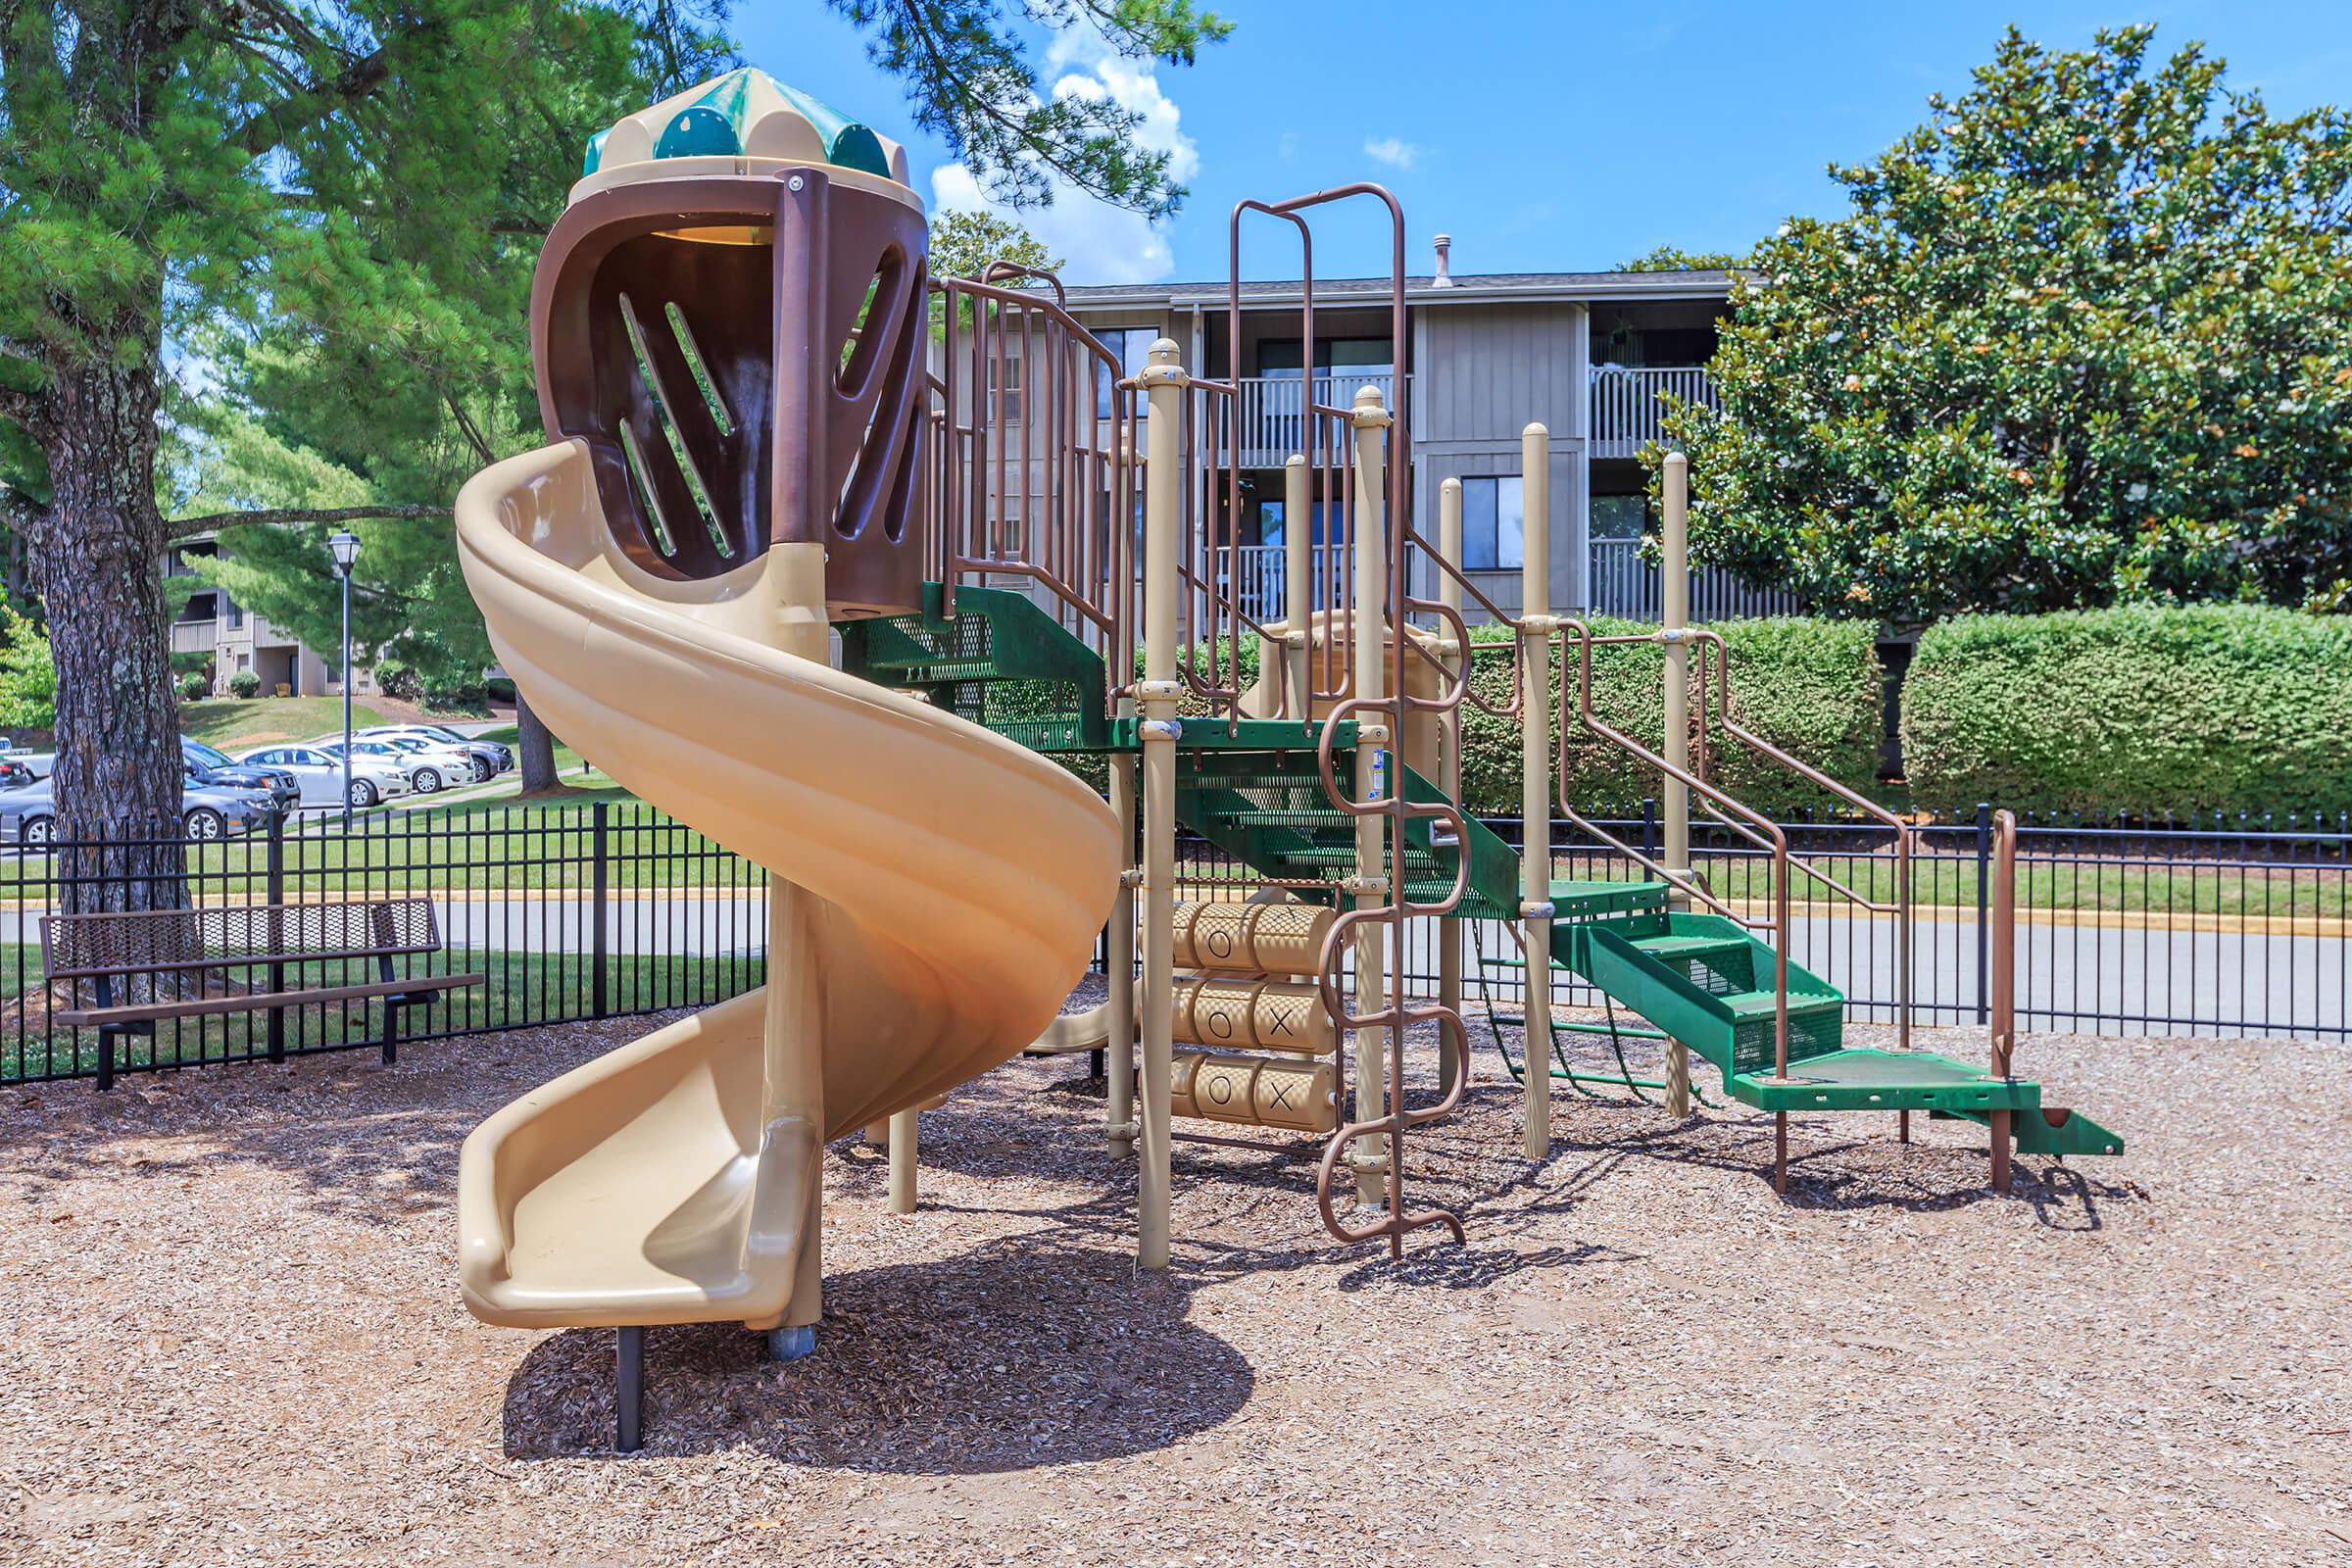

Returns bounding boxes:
[514,693,562,794]
[31,341,184,913]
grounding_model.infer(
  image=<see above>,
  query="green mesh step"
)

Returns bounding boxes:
[1734,1048,2038,1116]
[839,584,1107,752]
[1630,932,1756,959]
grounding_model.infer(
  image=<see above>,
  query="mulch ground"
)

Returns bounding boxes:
[1,997,2345,1566]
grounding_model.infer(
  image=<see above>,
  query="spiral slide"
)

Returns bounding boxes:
[452,439,1120,1335]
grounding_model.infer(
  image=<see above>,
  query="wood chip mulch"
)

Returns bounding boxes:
[1,995,2345,1566]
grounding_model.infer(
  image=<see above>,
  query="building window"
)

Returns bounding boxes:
[988,354,1022,423]
[224,595,244,630]
[1460,475,1525,570]
[1094,327,1158,419]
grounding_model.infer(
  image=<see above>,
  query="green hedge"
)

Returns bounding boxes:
[1457,616,1885,815]
[1900,605,2352,816]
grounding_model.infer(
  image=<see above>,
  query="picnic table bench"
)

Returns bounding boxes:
[39,897,485,1090]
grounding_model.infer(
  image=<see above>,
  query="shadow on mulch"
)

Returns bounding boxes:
[499,1237,1253,1469]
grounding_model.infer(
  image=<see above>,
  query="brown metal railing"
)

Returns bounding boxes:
[1687,627,1917,1048]
[1552,618,1797,1077]
[1986,807,2019,1189]
[1201,183,1473,1258]
[930,271,1136,710]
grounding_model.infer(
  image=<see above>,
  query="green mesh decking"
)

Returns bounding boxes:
[838,584,1107,752]
[1174,750,1529,921]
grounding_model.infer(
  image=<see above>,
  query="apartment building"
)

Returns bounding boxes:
[1019,241,1784,624]
[167,537,381,699]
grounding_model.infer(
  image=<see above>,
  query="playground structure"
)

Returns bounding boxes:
[452,71,2123,1449]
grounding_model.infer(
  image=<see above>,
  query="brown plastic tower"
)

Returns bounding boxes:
[531,161,930,615]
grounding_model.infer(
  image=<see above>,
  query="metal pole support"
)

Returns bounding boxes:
[1660,451,1693,1119]
[1136,339,1187,1270]
[1436,475,1464,1100]
[1350,385,1392,1206]
[1520,424,1553,1160]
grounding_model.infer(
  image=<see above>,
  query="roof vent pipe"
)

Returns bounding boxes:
[1432,233,1454,287]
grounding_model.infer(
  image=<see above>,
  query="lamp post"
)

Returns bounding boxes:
[328,530,361,830]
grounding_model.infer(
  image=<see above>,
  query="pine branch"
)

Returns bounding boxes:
[163,503,448,552]
[223,40,395,161]
[443,397,496,466]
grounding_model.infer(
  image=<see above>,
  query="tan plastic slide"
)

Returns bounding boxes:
[453,440,1119,1332]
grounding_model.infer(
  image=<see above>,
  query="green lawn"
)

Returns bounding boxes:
[179,696,388,752]
[1690,852,2347,921]
[2,948,759,1080]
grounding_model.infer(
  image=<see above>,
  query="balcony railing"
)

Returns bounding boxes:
[1211,543,1348,623]
[1224,373,1408,468]
[1587,538,1802,621]
[170,618,218,655]
[1589,366,1717,458]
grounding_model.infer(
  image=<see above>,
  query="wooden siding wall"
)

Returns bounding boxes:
[1413,300,1588,620]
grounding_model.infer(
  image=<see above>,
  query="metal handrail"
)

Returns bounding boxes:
[932,270,1134,712]
[1988,808,2018,1077]
[1554,616,1796,1078]
[1688,627,1917,1047]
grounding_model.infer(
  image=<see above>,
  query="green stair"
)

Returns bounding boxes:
[839,583,1111,753]
[846,583,2121,1166]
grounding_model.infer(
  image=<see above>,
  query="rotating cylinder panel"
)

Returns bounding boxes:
[1164,977,1334,1056]
[1169,1052,1337,1133]
[1171,901,1334,976]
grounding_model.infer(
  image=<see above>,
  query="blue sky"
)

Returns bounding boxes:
[736,2,2352,286]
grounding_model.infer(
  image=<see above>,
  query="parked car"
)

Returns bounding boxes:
[326,737,474,795]
[0,757,34,790]
[182,739,300,814]
[238,744,413,809]
[0,777,274,847]
[356,724,512,781]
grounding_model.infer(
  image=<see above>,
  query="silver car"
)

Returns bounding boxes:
[239,744,413,809]
[0,779,274,847]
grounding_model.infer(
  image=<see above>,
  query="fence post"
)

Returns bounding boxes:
[266,811,286,1063]
[1974,801,1992,1024]
[1641,796,1657,861]
[591,802,610,1020]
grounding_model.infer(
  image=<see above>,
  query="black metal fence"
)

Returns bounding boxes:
[1176,805,2349,1044]
[2,805,766,1086]
[5,798,2341,1089]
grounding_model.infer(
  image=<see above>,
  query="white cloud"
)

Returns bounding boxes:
[1362,136,1420,172]
[924,24,1199,287]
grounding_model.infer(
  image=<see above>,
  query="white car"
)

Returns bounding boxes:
[361,733,492,792]
[239,744,413,809]
[356,724,511,782]
[326,737,476,795]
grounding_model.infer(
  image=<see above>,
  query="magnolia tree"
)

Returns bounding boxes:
[1666,26,2352,621]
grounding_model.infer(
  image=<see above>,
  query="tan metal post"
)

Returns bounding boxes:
[1436,476,1464,1098]
[1520,424,1553,1160]
[1105,692,1138,1152]
[1350,384,1392,1206]
[1660,451,1694,1118]
[1284,453,1310,713]
[1136,338,1187,1269]
[764,540,832,1332]
[1988,808,2018,1192]
[887,1106,917,1214]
